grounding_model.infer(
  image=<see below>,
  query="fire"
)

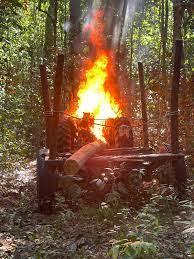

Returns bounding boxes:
[73,10,121,141]
[75,53,120,140]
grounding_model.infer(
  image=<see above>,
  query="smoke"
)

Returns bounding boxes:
[76,0,146,60]
[111,0,125,49]
[121,0,145,42]
[63,21,71,33]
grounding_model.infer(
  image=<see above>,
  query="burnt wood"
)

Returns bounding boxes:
[138,62,149,148]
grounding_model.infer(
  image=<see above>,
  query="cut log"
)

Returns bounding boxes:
[63,140,106,175]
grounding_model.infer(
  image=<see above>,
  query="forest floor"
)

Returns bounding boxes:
[0,162,193,259]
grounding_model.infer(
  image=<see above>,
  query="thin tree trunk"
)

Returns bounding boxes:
[69,0,81,96]
[43,0,58,63]
[161,0,168,75]
[129,24,134,79]
[87,0,93,9]
[172,1,184,53]
[170,40,183,153]
[138,62,149,148]
[117,0,128,68]
[49,54,64,159]
[161,0,165,72]
[40,64,52,148]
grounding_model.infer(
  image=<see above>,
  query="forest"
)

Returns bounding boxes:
[0,0,194,258]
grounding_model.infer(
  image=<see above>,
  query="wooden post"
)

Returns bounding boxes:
[49,54,64,159]
[170,39,183,153]
[40,64,52,148]
[170,40,187,195]
[138,62,149,148]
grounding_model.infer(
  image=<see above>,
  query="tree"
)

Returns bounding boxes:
[161,0,169,76]
[68,0,81,96]
[172,0,185,51]
[38,0,58,63]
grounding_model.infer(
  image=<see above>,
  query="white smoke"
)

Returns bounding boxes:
[121,0,145,42]
[111,0,125,49]
[63,21,71,33]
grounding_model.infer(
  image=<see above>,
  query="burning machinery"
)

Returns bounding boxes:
[38,41,187,213]
[38,9,186,212]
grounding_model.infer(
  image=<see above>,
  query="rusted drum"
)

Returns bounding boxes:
[103,117,134,148]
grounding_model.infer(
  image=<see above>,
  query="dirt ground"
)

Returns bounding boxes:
[0,162,193,259]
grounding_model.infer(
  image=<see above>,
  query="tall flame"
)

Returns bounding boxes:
[73,10,121,140]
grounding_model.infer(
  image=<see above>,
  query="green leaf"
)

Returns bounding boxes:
[110,245,120,259]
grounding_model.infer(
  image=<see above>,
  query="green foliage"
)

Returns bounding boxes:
[110,239,157,259]
[97,202,117,221]
[105,191,121,207]
[0,1,45,169]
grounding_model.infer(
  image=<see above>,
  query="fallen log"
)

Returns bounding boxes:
[63,140,106,175]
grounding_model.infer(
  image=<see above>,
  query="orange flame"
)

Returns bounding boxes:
[74,10,121,141]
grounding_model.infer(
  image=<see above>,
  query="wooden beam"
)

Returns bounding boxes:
[99,147,154,156]
[86,153,183,170]
[40,64,52,148]
[49,54,64,159]
[138,62,149,148]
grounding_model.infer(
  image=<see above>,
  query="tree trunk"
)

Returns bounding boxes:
[49,54,64,159]
[172,1,184,53]
[161,0,168,75]
[170,40,183,153]
[117,0,128,68]
[40,64,52,148]
[43,0,58,63]
[129,24,134,78]
[68,0,81,96]
[87,0,93,9]
[138,62,149,148]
